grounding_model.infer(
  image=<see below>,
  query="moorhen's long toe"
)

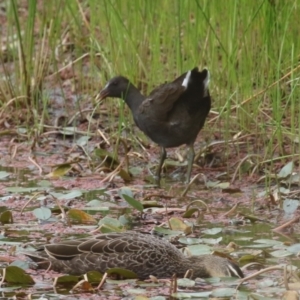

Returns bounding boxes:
[99,67,211,185]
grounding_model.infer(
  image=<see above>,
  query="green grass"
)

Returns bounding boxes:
[0,0,299,183]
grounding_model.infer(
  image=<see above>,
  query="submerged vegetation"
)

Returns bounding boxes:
[0,0,299,298]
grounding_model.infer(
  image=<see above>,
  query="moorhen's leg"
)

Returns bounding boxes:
[186,144,195,183]
[155,147,167,185]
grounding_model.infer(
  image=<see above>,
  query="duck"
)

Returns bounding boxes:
[98,67,211,185]
[26,232,243,279]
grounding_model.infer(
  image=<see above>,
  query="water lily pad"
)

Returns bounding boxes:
[56,275,80,283]
[106,267,138,279]
[169,217,190,232]
[211,287,236,297]
[122,194,144,212]
[67,209,97,224]
[269,249,293,258]
[76,136,90,146]
[254,239,283,246]
[58,126,77,136]
[0,171,10,180]
[94,149,119,167]
[172,291,212,298]
[286,243,300,254]
[86,270,103,282]
[278,161,293,179]
[47,163,72,178]
[51,190,82,200]
[202,228,222,235]
[177,278,195,287]
[187,244,211,255]
[283,199,299,214]
[0,210,13,224]
[32,207,52,221]
[0,266,34,284]
[9,260,30,270]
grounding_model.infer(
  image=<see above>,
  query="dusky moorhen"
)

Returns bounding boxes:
[26,231,243,279]
[99,67,211,185]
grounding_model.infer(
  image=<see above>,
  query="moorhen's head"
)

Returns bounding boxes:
[99,76,132,100]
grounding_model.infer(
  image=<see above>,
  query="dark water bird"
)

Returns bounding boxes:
[99,67,211,185]
[26,232,243,279]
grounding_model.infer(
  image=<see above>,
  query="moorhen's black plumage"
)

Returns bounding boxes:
[26,232,243,279]
[99,67,211,185]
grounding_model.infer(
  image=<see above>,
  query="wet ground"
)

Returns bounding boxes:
[0,121,300,299]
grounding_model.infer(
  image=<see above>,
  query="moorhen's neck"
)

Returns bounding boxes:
[122,84,145,113]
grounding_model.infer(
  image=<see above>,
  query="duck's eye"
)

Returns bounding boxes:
[111,80,118,86]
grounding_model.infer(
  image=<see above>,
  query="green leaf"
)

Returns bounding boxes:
[32,207,51,221]
[122,194,144,212]
[86,271,103,282]
[278,161,293,179]
[106,267,138,279]
[0,210,13,224]
[47,163,72,178]
[1,266,34,284]
[56,275,80,284]
[67,209,97,224]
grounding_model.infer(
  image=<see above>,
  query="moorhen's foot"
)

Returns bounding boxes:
[99,68,211,184]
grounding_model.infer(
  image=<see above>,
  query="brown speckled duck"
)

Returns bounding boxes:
[99,67,211,185]
[26,232,243,279]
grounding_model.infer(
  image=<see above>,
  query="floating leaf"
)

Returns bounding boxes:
[202,228,222,235]
[98,216,122,228]
[47,163,72,178]
[118,168,132,181]
[94,149,119,168]
[67,209,97,224]
[0,171,10,180]
[211,288,236,297]
[169,217,191,233]
[86,271,103,282]
[56,275,80,284]
[153,227,183,236]
[287,243,300,254]
[287,172,300,186]
[118,187,134,198]
[182,208,200,218]
[206,181,230,189]
[32,207,52,221]
[5,187,42,193]
[106,268,138,279]
[58,126,77,136]
[76,136,90,146]
[283,199,299,214]
[99,223,124,233]
[177,278,195,287]
[0,210,13,224]
[187,244,211,255]
[269,249,293,258]
[10,260,30,270]
[278,161,293,179]
[122,194,144,212]
[254,239,283,246]
[178,237,203,245]
[0,266,34,284]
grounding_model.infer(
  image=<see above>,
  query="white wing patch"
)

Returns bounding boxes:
[182,70,191,88]
[203,69,210,97]
[203,69,210,89]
